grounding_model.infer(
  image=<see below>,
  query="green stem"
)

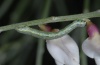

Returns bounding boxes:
[80,27,87,65]
[53,0,68,15]
[83,0,90,13]
[36,0,52,65]
[80,0,90,65]
[41,0,51,18]
[0,10,100,32]
[36,39,45,65]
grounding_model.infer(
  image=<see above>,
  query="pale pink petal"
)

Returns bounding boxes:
[94,55,100,65]
[83,21,100,65]
[55,60,65,65]
[46,35,79,65]
[61,35,79,63]
[82,38,95,58]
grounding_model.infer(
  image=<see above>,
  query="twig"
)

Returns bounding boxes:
[0,10,100,32]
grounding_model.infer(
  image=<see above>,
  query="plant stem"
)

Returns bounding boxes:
[35,0,52,65]
[0,10,100,32]
[80,0,90,65]
[83,0,90,13]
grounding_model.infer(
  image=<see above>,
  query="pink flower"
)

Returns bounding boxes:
[82,21,100,65]
[46,35,80,65]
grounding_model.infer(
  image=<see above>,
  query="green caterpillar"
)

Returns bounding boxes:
[16,20,86,40]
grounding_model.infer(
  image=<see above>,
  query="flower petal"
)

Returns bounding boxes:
[55,60,65,65]
[46,35,79,65]
[82,38,95,58]
[94,54,100,65]
[61,35,79,63]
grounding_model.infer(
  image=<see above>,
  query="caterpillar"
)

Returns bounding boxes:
[16,20,86,40]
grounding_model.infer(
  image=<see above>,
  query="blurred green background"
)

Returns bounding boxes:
[0,0,100,65]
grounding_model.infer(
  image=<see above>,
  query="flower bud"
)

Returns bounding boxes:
[87,21,99,38]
